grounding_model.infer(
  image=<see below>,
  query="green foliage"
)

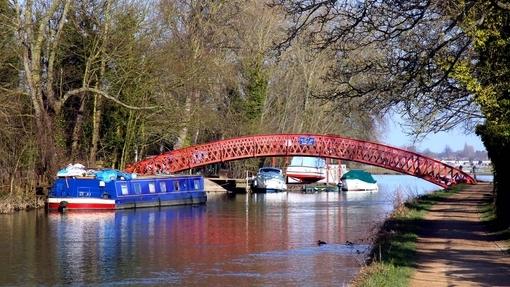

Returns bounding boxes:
[476,122,510,165]
[226,54,270,136]
[478,191,510,252]
[244,55,268,122]
[444,1,510,223]
[0,1,19,89]
[472,20,510,121]
[469,4,510,222]
[476,122,510,221]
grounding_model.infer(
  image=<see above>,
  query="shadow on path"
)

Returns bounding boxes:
[410,183,510,287]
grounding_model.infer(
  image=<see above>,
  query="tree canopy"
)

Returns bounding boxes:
[1,0,375,186]
[272,0,510,221]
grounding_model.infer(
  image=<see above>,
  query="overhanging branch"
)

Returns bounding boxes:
[60,87,158,111]
[492,0,510,10]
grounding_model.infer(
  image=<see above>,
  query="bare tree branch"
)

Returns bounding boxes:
[61,87,158,110]
[491,0,510,10]
[271,0,493,138]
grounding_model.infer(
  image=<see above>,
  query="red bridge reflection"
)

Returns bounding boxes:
[125,134,476,188]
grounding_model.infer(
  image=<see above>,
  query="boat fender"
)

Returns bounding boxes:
[58,201,69,213]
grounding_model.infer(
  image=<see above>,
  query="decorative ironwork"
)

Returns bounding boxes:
[125,134,476,188]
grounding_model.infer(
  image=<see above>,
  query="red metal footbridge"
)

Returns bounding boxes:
[125,134,476,188]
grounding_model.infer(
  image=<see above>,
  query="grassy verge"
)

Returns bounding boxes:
[350,184,468,287]
[478,193,510,254]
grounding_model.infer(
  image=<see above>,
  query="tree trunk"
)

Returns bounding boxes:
[88,0,111,166]
[493,167,510,225]
[174,94,192,149]
[14,0,72,179]
[89,94,103,165]
[71,96,87,161]
[36,111,60,180]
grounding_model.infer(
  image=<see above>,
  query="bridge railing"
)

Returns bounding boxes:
[125,134,476,188]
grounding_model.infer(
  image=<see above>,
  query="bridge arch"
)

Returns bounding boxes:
[125,134,476,188]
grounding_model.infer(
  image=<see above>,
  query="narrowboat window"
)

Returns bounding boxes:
[121,184,129,195]
[194,179,200,190]
[134,183,141,194]
[183,181,187,188]
[173,181,179,191]
[149,182,156,193]
[159,182,167,192]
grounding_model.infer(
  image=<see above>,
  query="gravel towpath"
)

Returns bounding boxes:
[409,182,510,287]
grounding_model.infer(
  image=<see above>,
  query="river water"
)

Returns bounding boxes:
[0,174,493,286]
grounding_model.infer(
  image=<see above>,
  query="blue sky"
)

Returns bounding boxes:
[383,120,486,153]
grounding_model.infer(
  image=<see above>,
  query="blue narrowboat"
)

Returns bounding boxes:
[46,166,207,211]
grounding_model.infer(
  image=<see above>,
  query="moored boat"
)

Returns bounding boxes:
[46,164,207,211]
[340,170,378,191]
[286,157,326,183]
[286,157,346,185]
[250,167,287,193]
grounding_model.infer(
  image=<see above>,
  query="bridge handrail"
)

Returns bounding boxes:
[125,133,476,188]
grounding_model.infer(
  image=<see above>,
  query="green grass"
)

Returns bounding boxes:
[351,184,467,287]
[478,193,510,254]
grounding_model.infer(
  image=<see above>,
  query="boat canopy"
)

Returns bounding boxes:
[340,170,377,183]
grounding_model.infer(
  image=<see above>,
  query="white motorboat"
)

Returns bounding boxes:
[286,157,326,183]
[286,157,346,184]
[250,167,287,193]
[340,170,378,191]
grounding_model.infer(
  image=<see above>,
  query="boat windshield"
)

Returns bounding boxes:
[259,167,282,174]
[289,157,326,168]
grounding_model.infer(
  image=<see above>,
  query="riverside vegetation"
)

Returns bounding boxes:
[3,1,510,231]
[0,190,45,214]
[351,184,510,287]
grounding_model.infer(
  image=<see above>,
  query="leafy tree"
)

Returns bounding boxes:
[450,1,510,221]
[272,0,510,223]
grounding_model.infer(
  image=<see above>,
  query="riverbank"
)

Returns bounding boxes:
[351,183,510,286]
[0,192,45,214]
[362,165,493,176]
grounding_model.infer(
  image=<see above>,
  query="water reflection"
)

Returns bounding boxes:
[0,175,460,286]
[341,190,381,202]
[41,195,368,286]
[47,207,209,286]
